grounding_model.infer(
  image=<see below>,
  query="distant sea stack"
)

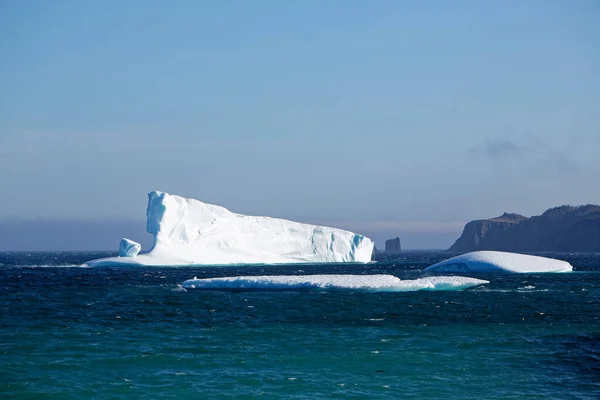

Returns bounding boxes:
[385,237,401,254]
[449,205,600,252]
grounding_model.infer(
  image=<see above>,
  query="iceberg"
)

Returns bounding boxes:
[119,238,141,257]
[424,251,573,273]
[181,274,488,292]
[86,191,374,266]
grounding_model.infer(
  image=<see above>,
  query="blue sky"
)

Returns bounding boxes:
[1,1,599,248]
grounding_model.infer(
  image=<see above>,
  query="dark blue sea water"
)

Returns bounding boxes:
[1,251,599,399]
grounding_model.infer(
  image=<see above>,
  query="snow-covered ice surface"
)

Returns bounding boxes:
[86,191,374,267]
[424,251,573,273]
[181,274,488,292]
[119,238,141,257]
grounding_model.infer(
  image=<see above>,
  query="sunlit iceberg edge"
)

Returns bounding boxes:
[181,274,488,292]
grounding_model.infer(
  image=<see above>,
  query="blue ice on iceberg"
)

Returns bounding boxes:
[119,238,141,257]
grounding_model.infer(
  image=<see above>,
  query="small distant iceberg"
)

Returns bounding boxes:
[86,191,374,267]
[424,251,573,274]
[180,274,488,292]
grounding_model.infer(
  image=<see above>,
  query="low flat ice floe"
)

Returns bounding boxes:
[181,274,488,292]
[424,251,573,273]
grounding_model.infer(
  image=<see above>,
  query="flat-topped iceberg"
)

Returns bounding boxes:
[424,251,573,273]
[181,274,488,292]
[86,191,374,267]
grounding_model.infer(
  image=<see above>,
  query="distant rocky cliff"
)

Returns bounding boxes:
[449,205,600,252]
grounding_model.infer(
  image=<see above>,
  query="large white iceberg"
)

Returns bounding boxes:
[424,251,573,273]
[86,191,374,266]
[181,274,488,292]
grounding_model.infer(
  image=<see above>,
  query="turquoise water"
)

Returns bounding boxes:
[1,251,599,399]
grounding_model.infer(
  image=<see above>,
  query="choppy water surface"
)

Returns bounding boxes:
[1,251,599,399]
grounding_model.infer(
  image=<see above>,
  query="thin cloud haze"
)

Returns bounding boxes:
[0,1,598,248]
[470,138,521,158]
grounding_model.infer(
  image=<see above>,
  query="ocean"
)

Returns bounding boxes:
[1,251,599,399]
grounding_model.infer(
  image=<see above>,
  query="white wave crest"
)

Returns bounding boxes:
[8,264,83,268]
[181,274,488,292]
